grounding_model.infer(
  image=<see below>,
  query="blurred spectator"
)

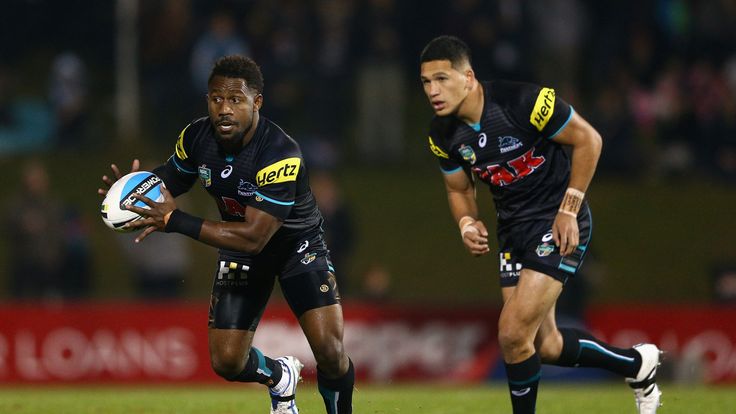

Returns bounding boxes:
[712,264,736,304]
[310,170,355,295]
[117,160,191,299]
[118,232,190,300]
[48,51,89,149]
[189,9,250,97]
[140,0,195,138]
[354,0,406,164]
[360,262,392,302]
[3,160,90,299]
[0,66,53,154]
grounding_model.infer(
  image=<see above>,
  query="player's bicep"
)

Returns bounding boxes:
[443,168,474,194]
[549,111,600,148]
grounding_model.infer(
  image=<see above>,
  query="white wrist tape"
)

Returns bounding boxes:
[458,215,478,238]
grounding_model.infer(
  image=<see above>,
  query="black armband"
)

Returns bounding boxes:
[164,209,203,240]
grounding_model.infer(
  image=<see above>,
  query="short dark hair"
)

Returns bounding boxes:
[420,35,472,70]
[208,55,264,94]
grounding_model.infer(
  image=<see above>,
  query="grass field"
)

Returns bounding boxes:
[0,383,734,413]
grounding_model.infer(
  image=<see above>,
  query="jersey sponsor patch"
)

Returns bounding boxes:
[428,136,449,159]
[256,157,301,186]
[175,124,191,160]
[529,87,555,131]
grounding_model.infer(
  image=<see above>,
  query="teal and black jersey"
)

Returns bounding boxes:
[427,80,575,225]
[155,115,323,261]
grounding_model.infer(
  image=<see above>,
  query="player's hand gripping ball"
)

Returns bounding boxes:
[100,171,164,232]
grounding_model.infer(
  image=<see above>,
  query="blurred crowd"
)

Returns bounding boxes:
[1,0,735,300]
[2,0,735,177]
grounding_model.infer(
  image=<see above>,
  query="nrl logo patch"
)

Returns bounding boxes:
[198,165,212,187]
[536,243,555,257]
[458,144,476,164]
[498,136,523,153]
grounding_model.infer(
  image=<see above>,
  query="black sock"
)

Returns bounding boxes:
[505,353,540,414]
[557,327,641,377]
[225,347,283,387]
[318,359,355,414]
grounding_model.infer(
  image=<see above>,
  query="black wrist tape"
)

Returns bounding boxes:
[165,209,203,240]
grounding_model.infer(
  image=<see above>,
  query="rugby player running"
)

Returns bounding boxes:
[419,35,662,414]
[98,55,354,414]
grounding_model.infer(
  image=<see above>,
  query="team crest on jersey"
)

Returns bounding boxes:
[301,252,317,265]
[237,180,257,197]
[498,136,523,153]
[198,165,212,187]
[458,144,477,164]
[536,243,555,257]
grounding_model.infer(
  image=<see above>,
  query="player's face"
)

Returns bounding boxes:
[207,76,263,150]
[420,60,471,116]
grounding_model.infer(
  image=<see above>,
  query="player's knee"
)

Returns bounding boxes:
[312,336,345,375]
[498,317,532,357]
[210,348,247,380]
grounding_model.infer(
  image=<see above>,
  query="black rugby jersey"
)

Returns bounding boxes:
[157,115,323,257]
[428,80,574,225]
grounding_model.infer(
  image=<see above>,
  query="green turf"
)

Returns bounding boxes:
[0,383,733,413]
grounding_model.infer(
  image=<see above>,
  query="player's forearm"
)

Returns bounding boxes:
[567,129,602,193]
[447,190,479,223]
[199,221,271,254]
[165,210,270,254]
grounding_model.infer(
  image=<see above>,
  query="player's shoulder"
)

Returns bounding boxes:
[427,115,458,159]
[255,118,303,186]
[259,117,302,157]
[174,116,210,161]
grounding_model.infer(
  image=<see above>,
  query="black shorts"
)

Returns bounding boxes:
[497,204,592,287]
[208,229,341,330]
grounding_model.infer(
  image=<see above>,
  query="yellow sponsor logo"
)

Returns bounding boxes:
[175,124,191,160]
[428,136,449,159]
[530,87,555,131]
[256,157,301,186]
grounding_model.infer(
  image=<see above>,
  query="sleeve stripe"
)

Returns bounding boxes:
[170,155,197,174]
[441,166,463,175]
[547,106,575,139]
[254,191,295,206]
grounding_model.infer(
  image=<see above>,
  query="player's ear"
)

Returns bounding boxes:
[253,93,263,111]
[465,69,475,90]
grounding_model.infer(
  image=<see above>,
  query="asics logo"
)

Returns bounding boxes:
[297,240,309,253]
[511,388,531,397]
[221,165,233,178]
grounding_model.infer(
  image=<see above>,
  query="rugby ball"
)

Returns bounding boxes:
[100,171,164,232]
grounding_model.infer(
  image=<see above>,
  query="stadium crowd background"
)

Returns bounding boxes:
[0,0,735,309]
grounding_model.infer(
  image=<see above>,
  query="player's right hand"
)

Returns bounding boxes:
[462,220,490,256]
[97,159,140,197]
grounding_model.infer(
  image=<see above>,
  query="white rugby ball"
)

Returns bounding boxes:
[100,171,164,232]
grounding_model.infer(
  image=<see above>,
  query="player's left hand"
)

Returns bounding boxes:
[122,185,177,243]
[552,213,579,256]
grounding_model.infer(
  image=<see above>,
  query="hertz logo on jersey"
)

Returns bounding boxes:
[175,124,191,160]
[256,157,301,186]
[530,87,555,132]
[428,136,449,159]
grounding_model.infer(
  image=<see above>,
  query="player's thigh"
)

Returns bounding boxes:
[280,270,345,356]
[208,258,276,331]
[501,268,563,329]
[279,270,341,320]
